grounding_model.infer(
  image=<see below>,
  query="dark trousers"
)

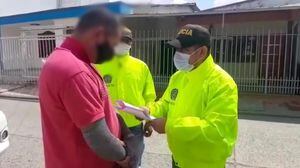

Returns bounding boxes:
[129,124,145,166]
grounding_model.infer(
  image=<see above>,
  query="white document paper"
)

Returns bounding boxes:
[115,100,155,121]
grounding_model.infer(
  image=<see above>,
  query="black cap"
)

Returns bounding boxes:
[167,24,211,49]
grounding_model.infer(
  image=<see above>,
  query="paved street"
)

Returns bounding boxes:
[0,98,300,168]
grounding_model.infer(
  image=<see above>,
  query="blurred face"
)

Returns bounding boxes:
[83,26,121,64]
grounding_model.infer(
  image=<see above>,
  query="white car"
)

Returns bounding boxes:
[0,111,9,154]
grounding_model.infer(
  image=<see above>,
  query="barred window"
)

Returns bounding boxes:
[38,31,56,58]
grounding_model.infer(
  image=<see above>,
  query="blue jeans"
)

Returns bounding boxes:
[129,124,145,166]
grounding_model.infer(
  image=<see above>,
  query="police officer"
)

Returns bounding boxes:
[95,26,156,166]
[145,24,238,168]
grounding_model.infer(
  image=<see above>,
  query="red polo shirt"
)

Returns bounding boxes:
[39,37,120,168]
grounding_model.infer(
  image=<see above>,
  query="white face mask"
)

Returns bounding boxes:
[114,43,131,56]
[173,51,194,71]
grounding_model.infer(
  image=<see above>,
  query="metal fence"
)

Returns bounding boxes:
[0,29,299,95]
[132,29,300,95]
[211,30,300,95]
[0,35,66,84]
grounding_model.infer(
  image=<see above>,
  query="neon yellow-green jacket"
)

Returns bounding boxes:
[148,55,238,168]
[95,53,156,127]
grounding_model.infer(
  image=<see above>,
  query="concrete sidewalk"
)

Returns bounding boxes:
[0,84,300,168]
[1,84,300,118]
[0,84,38,100]
[0,98,300,168]
[239,94,300,118]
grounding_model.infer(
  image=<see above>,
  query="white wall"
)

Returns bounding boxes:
[0,17,81,71]
[0,20,55,71]
[0,25,21,37]
[0,20,53,37]
[53,18,77,46]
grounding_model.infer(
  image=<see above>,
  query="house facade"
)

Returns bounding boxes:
[123,1,300,95]
[0,0,299,95]
[0,1,198,84]
[0,1,134,82]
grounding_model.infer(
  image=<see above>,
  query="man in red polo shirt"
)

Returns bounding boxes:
[39,9,140,168]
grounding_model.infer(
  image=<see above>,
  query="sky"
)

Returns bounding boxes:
[0,0,245,17]
[198,0,244,9]
[118,0,245,9]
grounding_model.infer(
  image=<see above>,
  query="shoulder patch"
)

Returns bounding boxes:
[170,88,179,100]
[103,75,112,84]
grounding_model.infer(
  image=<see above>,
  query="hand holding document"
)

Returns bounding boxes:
[115,100,155,121]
